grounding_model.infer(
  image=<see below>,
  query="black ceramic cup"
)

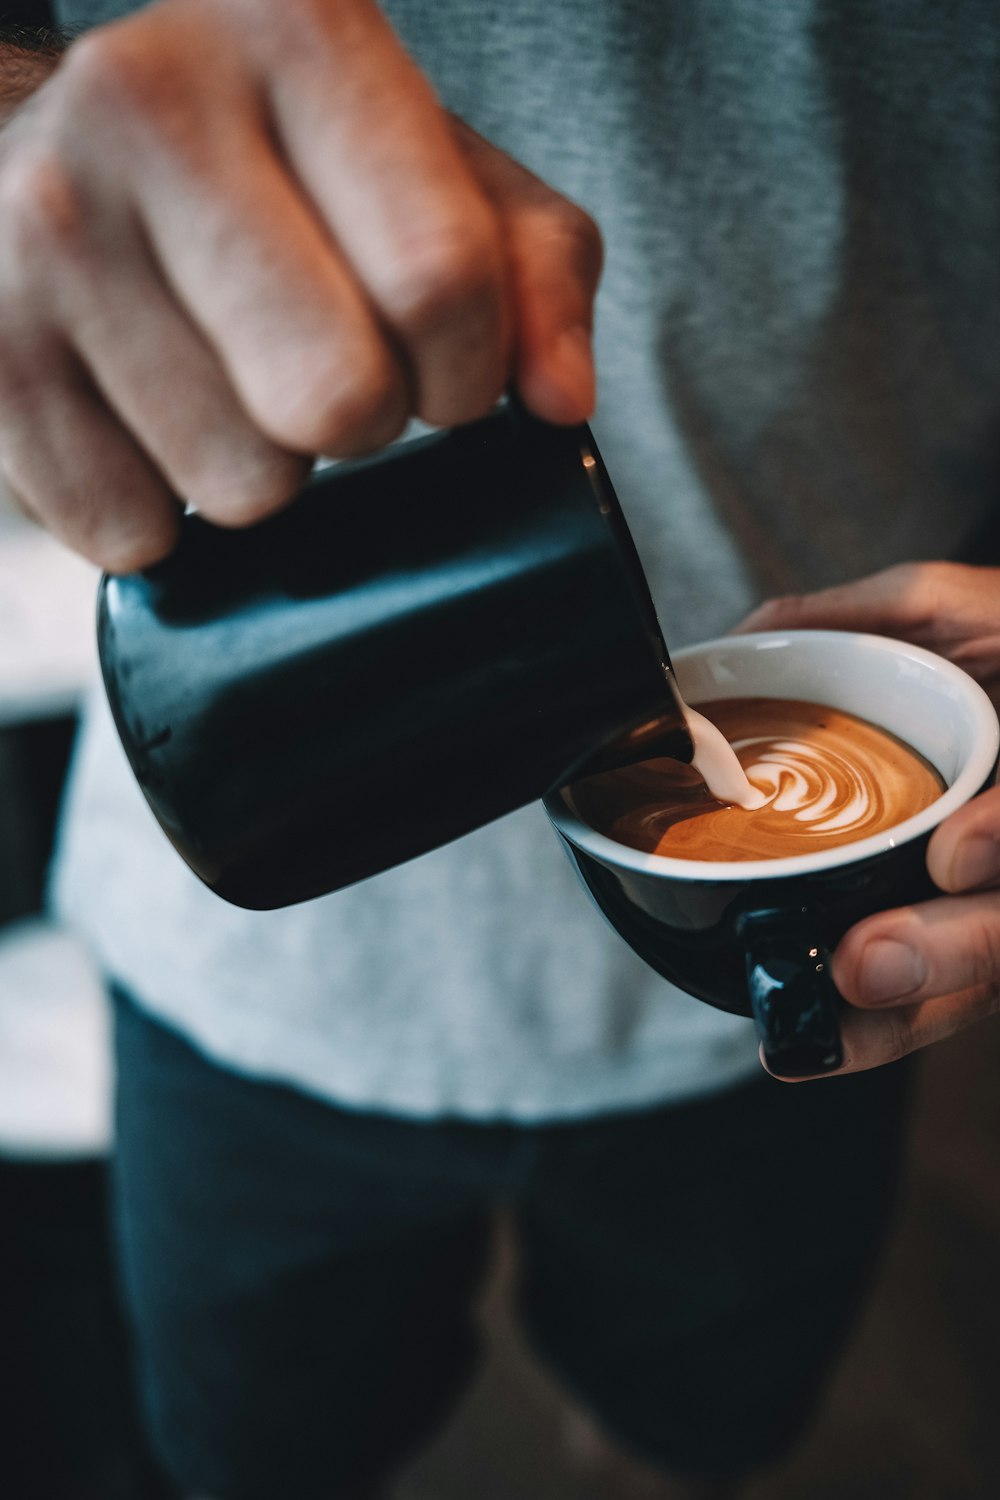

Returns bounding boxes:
[545,630,1000,1078]
[98,401,693,910]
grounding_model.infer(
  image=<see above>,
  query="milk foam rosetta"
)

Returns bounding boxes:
[573,697,946,862]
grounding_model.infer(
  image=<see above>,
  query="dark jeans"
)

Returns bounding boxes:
[111,988,910,1498]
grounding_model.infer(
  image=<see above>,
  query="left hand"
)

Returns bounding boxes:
[737,562,1000,1076]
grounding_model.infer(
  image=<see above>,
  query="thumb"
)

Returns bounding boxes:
[927,782,1000,894]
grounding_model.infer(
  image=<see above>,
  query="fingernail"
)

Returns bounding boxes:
[949,834,1000,892]
[856,939,926,1005]
[550,325,595,413]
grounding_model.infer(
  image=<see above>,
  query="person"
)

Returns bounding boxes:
[0,2,997,1496]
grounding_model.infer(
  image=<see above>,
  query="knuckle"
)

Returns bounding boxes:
[60,29,137,113]
[0,148,89,267]
[380,220,503,337]
[258,348,408,456]
[63,27,204,162]
[755,592,804,626]
[879,562,938,630]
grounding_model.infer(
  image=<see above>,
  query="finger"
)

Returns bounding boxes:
[453,119,602,425]
[832,891,1000,1009]
[61,21,410,457]
[57,210,312,527]
[0,332,180,570]
[733,563,931,636]
[138,140,410,456]
[763,983,1000,1079]
[927,783,1000,894]
[260,2,510,426]
[734,562,1000,693]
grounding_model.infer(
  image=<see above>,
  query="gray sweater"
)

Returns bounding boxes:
[53,0,1000,1117]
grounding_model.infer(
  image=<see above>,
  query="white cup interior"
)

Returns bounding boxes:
[550,630,1000,882]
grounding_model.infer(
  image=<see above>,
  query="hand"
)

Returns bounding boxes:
[0,0,602,571]
[738,562,1000,1075]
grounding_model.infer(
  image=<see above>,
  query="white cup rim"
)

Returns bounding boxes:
[546,630,1000,882]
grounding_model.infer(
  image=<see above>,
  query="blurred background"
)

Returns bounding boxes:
[2,3,1000,1497]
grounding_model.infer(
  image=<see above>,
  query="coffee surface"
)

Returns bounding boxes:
[573,697,945,862]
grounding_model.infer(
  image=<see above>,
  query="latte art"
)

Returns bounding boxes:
[573,697,945,862]
[735,736,880,834]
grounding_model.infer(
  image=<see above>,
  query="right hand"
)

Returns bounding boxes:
[0,0,603,570]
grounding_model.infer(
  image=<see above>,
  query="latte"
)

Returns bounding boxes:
[573,697,945,862]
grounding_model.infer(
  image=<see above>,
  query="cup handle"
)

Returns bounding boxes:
[737,908,844,1077]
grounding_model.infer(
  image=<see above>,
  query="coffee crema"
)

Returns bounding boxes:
[573,697,945,862]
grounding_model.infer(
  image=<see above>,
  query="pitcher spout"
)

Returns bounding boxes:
[562,671,694,784]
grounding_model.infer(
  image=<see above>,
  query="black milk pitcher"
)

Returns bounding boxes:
[98,401,692,910]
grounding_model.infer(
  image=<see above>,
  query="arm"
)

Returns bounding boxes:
[0,1,603,570]
[739,562,1000,1074]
